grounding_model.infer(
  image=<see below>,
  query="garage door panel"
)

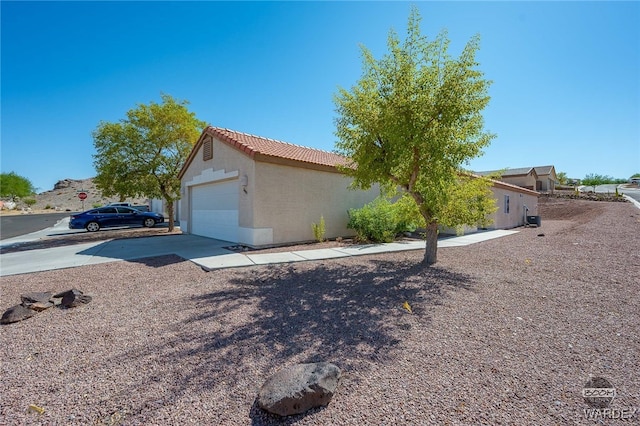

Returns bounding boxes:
[190,180,239,242]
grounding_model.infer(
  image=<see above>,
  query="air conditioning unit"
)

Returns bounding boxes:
[526,215,541,227]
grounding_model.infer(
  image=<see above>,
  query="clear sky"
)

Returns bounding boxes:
[2,1,639,193]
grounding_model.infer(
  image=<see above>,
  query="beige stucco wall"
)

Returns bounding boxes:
[501,174,537,191]
[537,176,555,192]
[253,161,380,245]
[488,186,539,229]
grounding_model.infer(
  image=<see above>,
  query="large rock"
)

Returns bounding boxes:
[55,289,92,308]
[258,362,341,417]
[21,292,53,308]
[1,305,37,324]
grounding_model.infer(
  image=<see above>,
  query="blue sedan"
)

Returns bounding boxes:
[69,206,165,232]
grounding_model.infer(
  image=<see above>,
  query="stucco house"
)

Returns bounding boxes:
[178,127,539,247]
[478,165,557,193]
[177,127,380,247]
[487,180,539,229]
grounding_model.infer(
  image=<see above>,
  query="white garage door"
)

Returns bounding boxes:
[191,180,239,243]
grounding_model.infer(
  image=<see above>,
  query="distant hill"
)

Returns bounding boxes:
[30,178,148,212]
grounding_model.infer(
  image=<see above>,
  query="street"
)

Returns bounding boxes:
[0,212,74,240]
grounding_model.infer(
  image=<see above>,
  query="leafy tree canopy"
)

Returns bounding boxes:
[334,7,496,265]
[581,173,614,191]
[0,172,35,201]
[556,171,568,186]
[93,94,207,231]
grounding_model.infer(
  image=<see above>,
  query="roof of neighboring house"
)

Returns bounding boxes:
[533,165,555,176]
[478,165,558,179]
[476,167,538,178]
[179,126,350,178]
[467,173,539,196]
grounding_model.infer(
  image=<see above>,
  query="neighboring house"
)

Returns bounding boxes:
[177,127,380,247]
[487,180,539,229]
[179,127,540,247]
[477,165,557,193]
[533,165,558,192]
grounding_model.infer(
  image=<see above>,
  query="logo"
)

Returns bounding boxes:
[581,377,637,420]
[582,377,616,408]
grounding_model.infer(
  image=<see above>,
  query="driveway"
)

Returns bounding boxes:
[0,217,234,276]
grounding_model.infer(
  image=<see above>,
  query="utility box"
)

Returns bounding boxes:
[527,215,541,227]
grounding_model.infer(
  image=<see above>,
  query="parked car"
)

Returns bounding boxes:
[106,202,150,212]
[69,206,164,232]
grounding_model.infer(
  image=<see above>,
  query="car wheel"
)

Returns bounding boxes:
[86,222,100,232]
[143,218,156,228]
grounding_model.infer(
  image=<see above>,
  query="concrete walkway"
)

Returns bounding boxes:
[0,217,518,276]
[170,229,519,271]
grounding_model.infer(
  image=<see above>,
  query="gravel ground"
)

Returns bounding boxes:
[1,198,639,425]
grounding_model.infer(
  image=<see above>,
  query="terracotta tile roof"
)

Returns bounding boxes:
[206,127,350,168]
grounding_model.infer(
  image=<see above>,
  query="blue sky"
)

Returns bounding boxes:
[2,1,639,193]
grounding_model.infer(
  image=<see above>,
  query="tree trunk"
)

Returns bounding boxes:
[167,200,175,232]
[423,221,438,265]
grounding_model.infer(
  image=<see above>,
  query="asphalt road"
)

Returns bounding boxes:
[0,212,74,240]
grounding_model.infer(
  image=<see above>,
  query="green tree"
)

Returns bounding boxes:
[23,198,37,208]
[0,172,35,201]
[93,94,207,231]
[334,8,496,265]
[581,173,611,192]
[556,171,568,186]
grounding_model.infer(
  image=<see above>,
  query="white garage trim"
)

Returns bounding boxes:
[184,168,239,187]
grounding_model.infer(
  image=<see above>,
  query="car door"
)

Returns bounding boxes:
[94,207,118,227]
[115,206,138,226]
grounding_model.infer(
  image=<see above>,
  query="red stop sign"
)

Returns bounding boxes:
[78,192,88,200]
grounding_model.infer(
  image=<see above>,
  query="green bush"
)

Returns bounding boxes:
[347,196,421,243]
[311,215,326,242]
[23,198,37,208]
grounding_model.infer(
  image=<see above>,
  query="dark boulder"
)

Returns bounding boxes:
[20,292,53,307]
[1,305,37,324]
[258,362,341,417]
[55,289,92,308]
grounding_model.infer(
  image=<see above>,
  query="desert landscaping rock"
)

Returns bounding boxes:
[258,362,341,416]
[30,301,54,311]
[1,304,37,324]
[20,291,53,307]
[56,288,92,308]
[1,289,90,324]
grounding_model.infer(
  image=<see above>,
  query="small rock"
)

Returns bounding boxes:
[1,305,37,324]
[55,289,92,308]
[20,292,53,308]
[537,233,545,237]
[258,362,341,417]
[30,301,54,311]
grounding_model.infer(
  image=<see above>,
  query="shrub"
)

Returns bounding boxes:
[44,204,52,209]
[348,196,421,243]
[311,215,326,242]
[92,203,102,208]
[23,198,37,208]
